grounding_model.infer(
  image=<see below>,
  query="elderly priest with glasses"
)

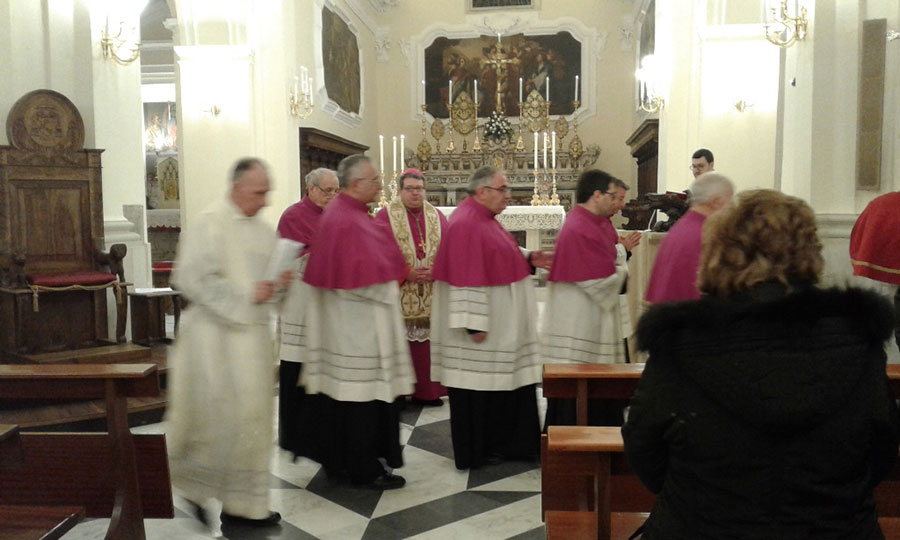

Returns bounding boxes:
[430,165,552,470]
[296,154,414,490]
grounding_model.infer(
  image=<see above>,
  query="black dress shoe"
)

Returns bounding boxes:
[221,511,281,526]
[359,473,406,490]
[411,397,444,407]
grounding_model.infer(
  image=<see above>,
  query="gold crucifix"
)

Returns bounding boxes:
[485,41,519,114]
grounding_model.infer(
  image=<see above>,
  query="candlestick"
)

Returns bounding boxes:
[551,131,557,169]
[392,136,397,175]
[533,132,538,171]
[575,75,579,102]
[545,77,550,102]
[474,79,478,106]
[400,134,405,169]
[519,77,523,103]
[543,131,548,170]
[379,135,385,174]
[448,79,453,105]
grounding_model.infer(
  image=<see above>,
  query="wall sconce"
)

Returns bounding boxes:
[765,0,807,48]
[888,30,899,42]
[636,55,666,113]
[100,18,141,64]
[290,66,314,119]
[99,0,149,65]
[734,100,754,113]
[203,105,221,118]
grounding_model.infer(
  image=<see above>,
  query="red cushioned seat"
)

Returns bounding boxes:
[152,261,174,273]
[27,271,117,287]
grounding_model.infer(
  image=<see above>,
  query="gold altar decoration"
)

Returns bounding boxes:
[521,90,550,134]
[450,92,477,136]
[413,36,600,208]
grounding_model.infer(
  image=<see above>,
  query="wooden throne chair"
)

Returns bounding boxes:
[0,89,129,360]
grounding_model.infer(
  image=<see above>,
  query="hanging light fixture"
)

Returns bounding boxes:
[764,0,808,48]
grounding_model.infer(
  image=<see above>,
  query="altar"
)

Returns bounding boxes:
[438,204,566,251]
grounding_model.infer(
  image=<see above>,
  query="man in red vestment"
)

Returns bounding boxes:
[376,169,448,406]
[276,168,338,457]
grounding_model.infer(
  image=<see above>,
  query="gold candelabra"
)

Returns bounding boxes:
[764,0,808,48]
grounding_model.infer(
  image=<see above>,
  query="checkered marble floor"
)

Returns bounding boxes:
[62,394,549,540]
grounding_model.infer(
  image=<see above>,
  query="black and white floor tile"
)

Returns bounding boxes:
[62,393,549,540]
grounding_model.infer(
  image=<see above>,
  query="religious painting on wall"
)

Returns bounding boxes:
[321,6,361,115]
[143,102,178,210]
[424,31,580,119]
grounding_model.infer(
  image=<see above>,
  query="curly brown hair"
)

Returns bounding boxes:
[697,189,823,298]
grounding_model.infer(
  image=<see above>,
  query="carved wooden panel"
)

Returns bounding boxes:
[298,128,368,193]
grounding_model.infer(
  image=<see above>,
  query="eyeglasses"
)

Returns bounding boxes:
[314,185,339,194]
[482,185,510,194]
[689,164,708,171]
[402,187,426,192]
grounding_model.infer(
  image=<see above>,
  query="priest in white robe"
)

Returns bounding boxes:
[298,154,414,490]
[431,165,552,470]
[542,169,640,426]
[166,158,283,527]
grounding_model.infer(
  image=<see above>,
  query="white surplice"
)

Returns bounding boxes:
[165,198,276,519]
[279,254,309,362]
[541,244,630,364]
[430,277,542,391]
[300,281,414,402]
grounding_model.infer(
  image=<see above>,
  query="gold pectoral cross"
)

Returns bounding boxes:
[419,239,427,254]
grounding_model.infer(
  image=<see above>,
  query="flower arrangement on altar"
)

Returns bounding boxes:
[483,110,512,142]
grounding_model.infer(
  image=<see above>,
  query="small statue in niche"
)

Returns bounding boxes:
[147,173,159,209]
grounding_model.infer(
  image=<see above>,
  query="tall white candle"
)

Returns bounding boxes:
[575,75,579,102]
[422,79,426,104]
[392,136,397,175]
[400,135,405,169]
[533,132,539,171]
[545,77,550,102]
[551,131,557,169]
[474,79,478,106]
[308,78,314,105]
[448,79,453,105]
[379,135,385,174]
[519,77,523,103]
[543,131,548,170]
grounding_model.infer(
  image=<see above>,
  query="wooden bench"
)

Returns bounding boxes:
[545,364,900,427]
[0,364,174,540]
[18,342,152,365]
[544,424,900,539]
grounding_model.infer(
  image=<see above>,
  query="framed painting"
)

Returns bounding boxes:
[321,5,361,115]
[424,31,581,118]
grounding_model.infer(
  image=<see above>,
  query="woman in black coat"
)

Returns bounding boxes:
[622,189,900,539]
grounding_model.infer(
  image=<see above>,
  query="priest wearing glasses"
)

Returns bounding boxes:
[297,154,414,490]
[276,167,338,458]
[376,168,449,406]
[430,165,552,470]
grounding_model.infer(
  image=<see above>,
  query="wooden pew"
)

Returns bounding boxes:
[0,364,174,540]
[542,363,900,539]
[543,426,651,540]
[544,363,900,427]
